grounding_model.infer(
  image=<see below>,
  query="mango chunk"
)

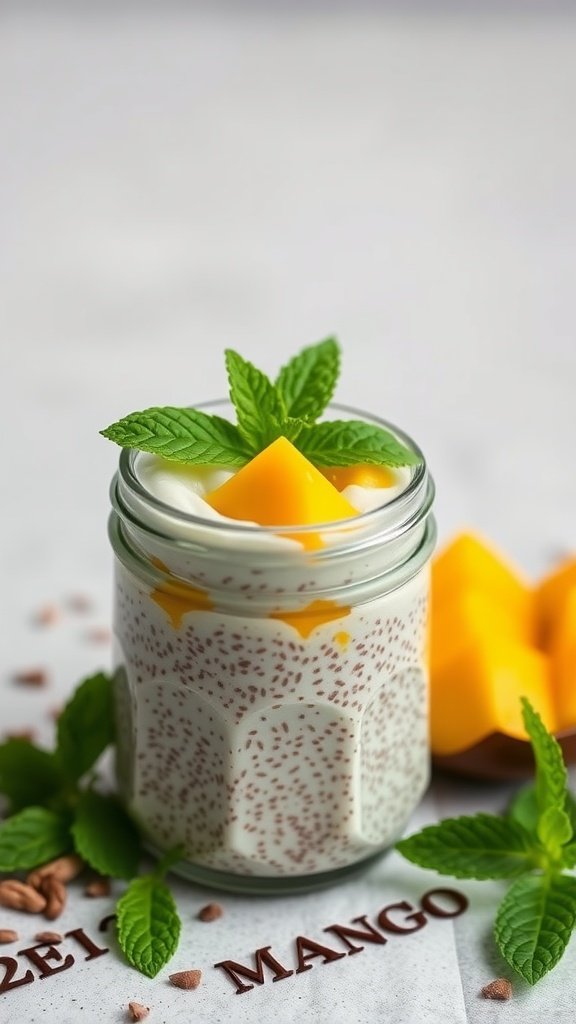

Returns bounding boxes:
[432,533,533,627]
[319,464,396,491]
[431,589,533,676]
[536,556,576,648]
[550,587,576,731]
[206,437,358,527]
[431,640,555,756]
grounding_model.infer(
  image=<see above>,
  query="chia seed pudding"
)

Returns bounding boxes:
[108,403,436,892]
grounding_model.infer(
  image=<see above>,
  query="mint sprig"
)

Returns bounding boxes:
[0,670,182,979]
[396,698,576,986]
[101,337,419,470]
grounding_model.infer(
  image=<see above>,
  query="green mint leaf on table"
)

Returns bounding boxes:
[225,348,286,452]
[56,671,115,782]
[276,337,340,422]
[396,813,539,879]
[117,856,182,978]
[71,790,141,880]
[0,807,71,870]
[495,874,576,985]
[100,407,251,467]
[297,420,420,468]
[0,739,63,813]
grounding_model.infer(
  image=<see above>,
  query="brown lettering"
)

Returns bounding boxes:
[420,888,469,919]
[19,945,74,979]
[214,946,294,995]
[98,913,117,934]
[0,956,34,993]
[295,936,347,974]
[323,915,387,955]
[377,901,427,934]
[65,927,109,960]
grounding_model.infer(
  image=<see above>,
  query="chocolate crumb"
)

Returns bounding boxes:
[481,978,513,1001]
[34,605,59,626]
[85,627,111,644]
[67,594,92,613]
[35,930,63,944]
[198,902,223,922]
[0,930,19,944]
[13,668,47,687]
[85,877,111,898]
[169,969,202,990]
[128,1002,150,1021]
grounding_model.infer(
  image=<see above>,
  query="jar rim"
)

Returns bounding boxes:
[114,399,433,552]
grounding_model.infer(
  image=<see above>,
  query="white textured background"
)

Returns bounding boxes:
[1,5,576,1022]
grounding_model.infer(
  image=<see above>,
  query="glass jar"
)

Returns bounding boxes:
[108,402,436,893]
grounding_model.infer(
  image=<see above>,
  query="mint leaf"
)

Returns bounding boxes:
[396,813,538,879]
[276,337,340,423]
[56,672,115,782]
[495,873,576,984]
[509,784,576,838]
[0,807,71,870]
[225,349,286,451]
[101,407,251,466]
[537,806,572,857]
[521,698,567,817]
[117,874,181,978]
[72,791,141,880]
[296,419,421,468]
[0,740,63,813]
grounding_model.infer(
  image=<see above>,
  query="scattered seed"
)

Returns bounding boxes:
[67,594,92,613]
[34,605,59,626]
[13,668,47,687]
[128,1003,150,1022]
[169,969,202,990]
[34,930,63,944]
[85,877,111,898]
[40,877,67,920]
[198,902,223,922]
[481,978,513,1001]
[0,881,46,913]
[85,627,111,644]
[0,930,19,944]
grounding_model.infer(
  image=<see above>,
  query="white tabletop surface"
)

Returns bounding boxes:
[1,6,576,1022]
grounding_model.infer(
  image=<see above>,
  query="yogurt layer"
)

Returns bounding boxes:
[112,447,431,883]
[136,452,411,529]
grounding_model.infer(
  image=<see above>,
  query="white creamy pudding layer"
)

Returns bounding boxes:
[135,453,411,531]
[111,448,431,883]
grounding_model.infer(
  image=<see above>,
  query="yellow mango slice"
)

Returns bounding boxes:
[432,532,533,626]
[535,556,576,648]
[319,464,396,491]
[550,587,576,731]
[206,437,358,527]
[431,639,554,755]
[431,589,533,676]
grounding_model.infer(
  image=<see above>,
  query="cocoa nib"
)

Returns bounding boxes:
[13,668,47,687]
[85,877,111,898]
[34,930,63,944]
[198,902,223,922]
[481,978,513,1001]
[169,969,202,990]
[0,930,19,944]
[128,1002,150,1021]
